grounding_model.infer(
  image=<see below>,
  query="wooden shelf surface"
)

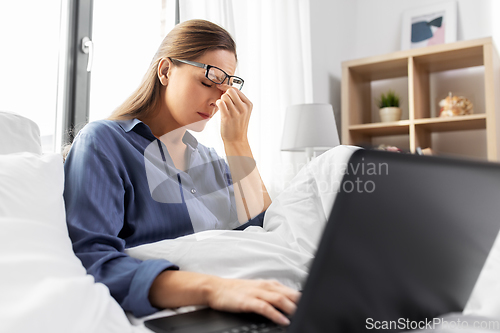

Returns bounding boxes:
[414,114,486,132]
[349,114,486,136]
[349,120,410,136]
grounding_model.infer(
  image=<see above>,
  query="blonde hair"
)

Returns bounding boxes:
[108,19,237,121]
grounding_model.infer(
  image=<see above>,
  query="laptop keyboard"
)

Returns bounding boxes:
[217,322,287,333]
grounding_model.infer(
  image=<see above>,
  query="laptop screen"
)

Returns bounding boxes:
[290,149,500,333]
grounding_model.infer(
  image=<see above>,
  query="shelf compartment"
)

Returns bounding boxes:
[412,43,484,73]
[349,120,410,136]
[414,114,486,132]
[348,58,408,81]
[415,46,484,72]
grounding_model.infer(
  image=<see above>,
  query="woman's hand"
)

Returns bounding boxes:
[206,276,301,326]
[150,271,300,326]
[216,85,253,144]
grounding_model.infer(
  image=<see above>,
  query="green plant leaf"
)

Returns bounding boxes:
[376,90,400,108]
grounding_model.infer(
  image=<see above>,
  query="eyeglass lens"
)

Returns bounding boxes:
[207,67,243,90]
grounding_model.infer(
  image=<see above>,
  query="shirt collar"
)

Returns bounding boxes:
[182,131,199,150]
[116,118,199,149]
[117,118,142,132]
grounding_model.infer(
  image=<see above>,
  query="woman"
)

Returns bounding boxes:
[63,19,298,326]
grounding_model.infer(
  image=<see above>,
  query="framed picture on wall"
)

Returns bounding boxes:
[401,1,457,50]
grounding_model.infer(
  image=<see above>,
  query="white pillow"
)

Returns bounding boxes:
[0,152,138,333]
[0,111,42,155]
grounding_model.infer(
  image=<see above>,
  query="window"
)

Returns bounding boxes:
[89,0,176,122]
[0,1,62,152]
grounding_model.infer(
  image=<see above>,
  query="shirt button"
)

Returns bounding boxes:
[190,188,196,194]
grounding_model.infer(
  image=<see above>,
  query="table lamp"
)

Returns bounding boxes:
[281,103,340,162]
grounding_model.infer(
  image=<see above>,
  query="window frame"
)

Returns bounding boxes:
[58,0,94,148]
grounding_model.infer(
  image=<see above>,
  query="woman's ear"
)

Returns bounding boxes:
[157,58,171,86]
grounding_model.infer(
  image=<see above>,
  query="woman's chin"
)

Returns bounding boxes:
[186,120,208,132]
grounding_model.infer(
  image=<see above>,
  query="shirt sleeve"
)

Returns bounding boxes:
[63,131,178,317]
[233,210,266,230]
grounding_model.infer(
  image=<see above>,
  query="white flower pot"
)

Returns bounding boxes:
[379,107,402,122]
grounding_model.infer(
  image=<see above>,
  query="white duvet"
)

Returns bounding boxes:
[126,145,359,291]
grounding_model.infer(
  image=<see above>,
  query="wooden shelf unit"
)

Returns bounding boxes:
[341,37,500,161]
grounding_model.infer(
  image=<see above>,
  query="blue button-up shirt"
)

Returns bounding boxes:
[63,119,265,317]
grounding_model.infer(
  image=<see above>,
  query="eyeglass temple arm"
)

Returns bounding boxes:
[173,59,207,69]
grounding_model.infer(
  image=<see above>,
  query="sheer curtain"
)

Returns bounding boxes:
[180,0,313,198]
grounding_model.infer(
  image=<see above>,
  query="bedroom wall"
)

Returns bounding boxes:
[310,0,496,159]
[352,0,493,59]
[309,0,357,133]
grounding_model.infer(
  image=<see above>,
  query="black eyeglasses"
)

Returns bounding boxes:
[170,58,244,91]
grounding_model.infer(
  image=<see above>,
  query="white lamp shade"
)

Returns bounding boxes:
[281,103,340,151]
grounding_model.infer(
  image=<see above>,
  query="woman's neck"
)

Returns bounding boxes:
[139,110,186,146]
[158,127,186,146]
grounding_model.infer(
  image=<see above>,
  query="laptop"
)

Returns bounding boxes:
[145,149,500,333]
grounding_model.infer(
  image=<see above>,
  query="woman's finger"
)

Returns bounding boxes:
[243,298,291,326]
[220,89,251,120]
[217,84,252,107]
[216,99,229,118]
[224,87,245,108]
[274,284,301,304]
[257,290,297,316]
[227,87,252,112]
[220,93,240,116]
[234,87,252,105]
[258,280,301,304]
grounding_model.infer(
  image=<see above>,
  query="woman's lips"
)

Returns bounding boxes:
[197,112,210,119]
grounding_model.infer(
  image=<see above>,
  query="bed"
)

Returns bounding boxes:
[2,110,500,333]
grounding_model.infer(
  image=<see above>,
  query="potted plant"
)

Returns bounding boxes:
[377,90,401,122]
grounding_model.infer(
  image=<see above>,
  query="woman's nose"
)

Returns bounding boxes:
[216,85,225,97]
